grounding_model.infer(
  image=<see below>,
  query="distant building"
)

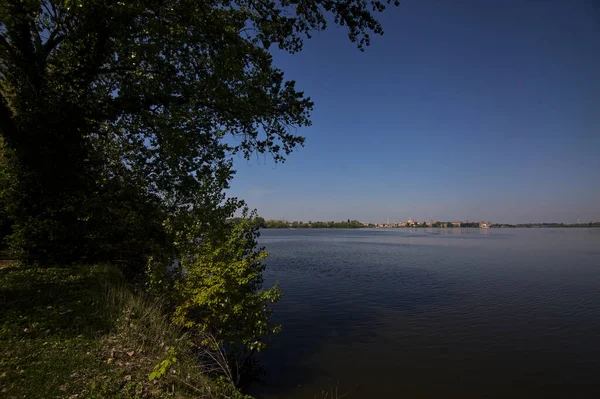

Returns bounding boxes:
[407,218,416,226]
[452,222,462,227]
[479,221,492,228]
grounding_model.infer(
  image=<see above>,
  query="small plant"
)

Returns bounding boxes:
[149,347,178,381]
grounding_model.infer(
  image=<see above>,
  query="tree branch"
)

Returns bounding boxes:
[31,23,43,54]
[0,33,13,54]
[42,31,64,58]
[111,93,191,116]
[94,66,161,76]
[39,1,70,58]
[4,2,42,92]
[0,93,16,139]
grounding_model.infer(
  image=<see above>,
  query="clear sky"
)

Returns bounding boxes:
[228,0,600,224]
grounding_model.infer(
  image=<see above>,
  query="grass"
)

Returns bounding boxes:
[0,263,246,399]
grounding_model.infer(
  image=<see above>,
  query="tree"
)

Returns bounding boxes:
[0,0,398,360]
[0,0,398,266]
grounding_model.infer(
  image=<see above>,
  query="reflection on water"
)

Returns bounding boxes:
[251,228,600,398]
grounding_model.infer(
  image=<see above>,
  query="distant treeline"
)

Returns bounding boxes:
[256,218,365,229]
[493,222,600,228]
[226,218,600,229]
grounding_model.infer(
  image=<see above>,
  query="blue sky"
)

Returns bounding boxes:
[228,0,600,224]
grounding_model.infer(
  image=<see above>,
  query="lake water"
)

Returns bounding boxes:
[253,228,600,398]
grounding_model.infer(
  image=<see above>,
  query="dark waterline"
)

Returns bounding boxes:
[251,228,600,398]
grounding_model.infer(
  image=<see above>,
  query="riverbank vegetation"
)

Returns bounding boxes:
[0,0,397,397]
[0,263,248,398]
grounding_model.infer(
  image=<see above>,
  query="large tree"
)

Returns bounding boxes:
[0,0,397,265]
[0,0,397,352]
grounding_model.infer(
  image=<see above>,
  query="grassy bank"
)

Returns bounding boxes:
[0,263,245,399]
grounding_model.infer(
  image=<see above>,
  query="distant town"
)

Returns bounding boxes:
[257,218,600,229]
[370,219,600,228]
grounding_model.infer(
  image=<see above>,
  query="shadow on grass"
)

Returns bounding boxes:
[0,265,124,399]
[0,265,121,340]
